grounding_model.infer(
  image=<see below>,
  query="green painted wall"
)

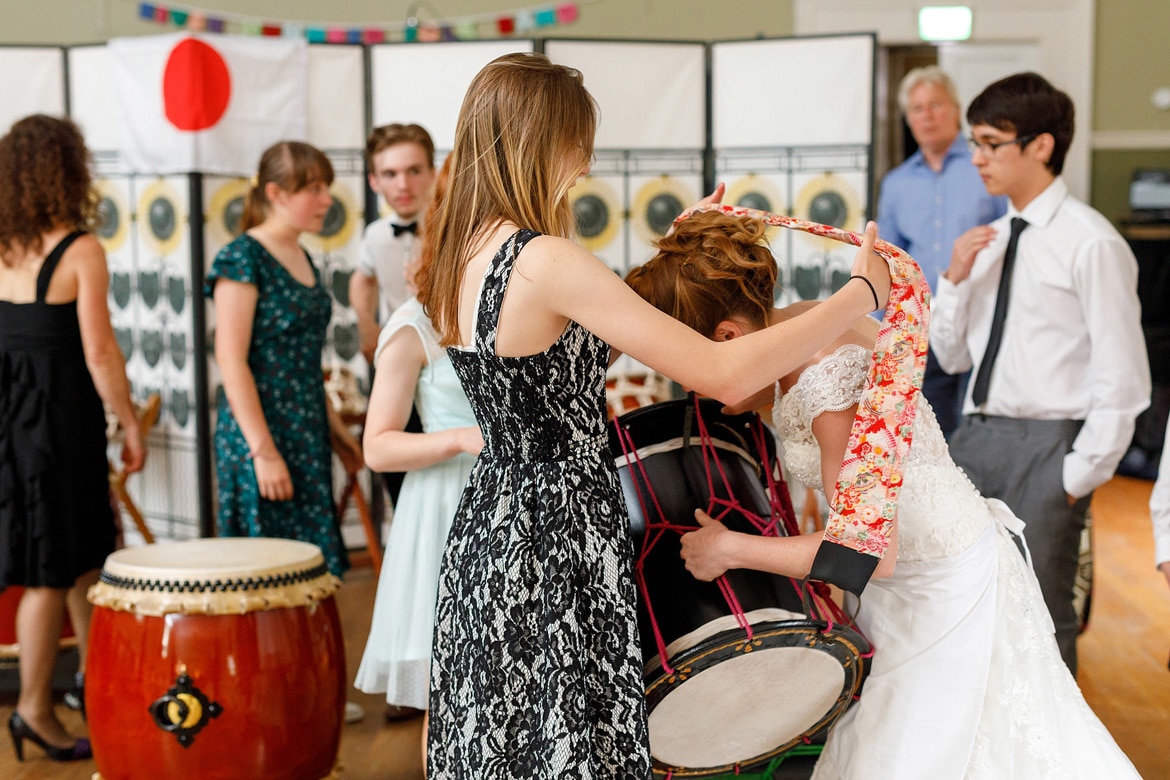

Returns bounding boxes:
[1092,1,1170,220]
[1093,0,1170,132]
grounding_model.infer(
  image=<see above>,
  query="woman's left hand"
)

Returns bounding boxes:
[686,182,725,214]
[680,509,733,581]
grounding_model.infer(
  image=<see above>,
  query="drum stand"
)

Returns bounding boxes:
[108,393,162,544]
[332,410,383,576]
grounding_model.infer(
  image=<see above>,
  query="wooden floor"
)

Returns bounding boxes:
[2,476,1169,778]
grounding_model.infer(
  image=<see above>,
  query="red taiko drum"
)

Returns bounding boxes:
[85,538,345,780]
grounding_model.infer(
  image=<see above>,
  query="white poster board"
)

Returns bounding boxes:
[308,44,365,150]
[545,40,705,150]
[713,35,874,148]
[371,40,535,150]
[0,47,65,135]
[68,45,118,152]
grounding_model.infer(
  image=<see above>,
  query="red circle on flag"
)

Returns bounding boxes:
[162,38,231,131]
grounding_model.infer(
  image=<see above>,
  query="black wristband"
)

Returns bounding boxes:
[849,274,880,311]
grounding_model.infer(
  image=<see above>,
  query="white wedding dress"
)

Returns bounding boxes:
[775,344,1139,780]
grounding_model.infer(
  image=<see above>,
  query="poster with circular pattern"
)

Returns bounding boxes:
[137,178,185,257]
[206,177,250,249]
[631,175,695,248]
[570,175,622,253]
[94,179,130,253]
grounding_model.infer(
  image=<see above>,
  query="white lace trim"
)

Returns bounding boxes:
[773,343,990,562]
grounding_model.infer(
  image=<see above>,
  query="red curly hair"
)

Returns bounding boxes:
[625,210,778,338]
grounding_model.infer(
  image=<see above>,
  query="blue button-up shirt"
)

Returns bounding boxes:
[877,134,1007,292]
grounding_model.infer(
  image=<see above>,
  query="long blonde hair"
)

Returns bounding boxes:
[418,52,598,345]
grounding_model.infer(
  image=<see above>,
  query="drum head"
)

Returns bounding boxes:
[645,620,869,776]
[90,538,340,616]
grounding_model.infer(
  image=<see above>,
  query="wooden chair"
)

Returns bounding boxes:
[325,366,383,576]
[332,409,383,576]
[108,393,162,545]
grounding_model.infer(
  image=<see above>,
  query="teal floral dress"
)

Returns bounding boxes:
[204,234,347,575]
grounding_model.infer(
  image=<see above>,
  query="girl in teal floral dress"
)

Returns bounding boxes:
[205,141,358,576]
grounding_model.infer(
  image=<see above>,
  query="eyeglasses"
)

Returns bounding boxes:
[966,132,1038,155]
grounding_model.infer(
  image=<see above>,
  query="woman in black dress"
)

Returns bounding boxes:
[416,52,890,778]
[0,115,144,762]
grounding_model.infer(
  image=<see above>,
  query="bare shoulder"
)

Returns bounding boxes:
[60,233,107,272]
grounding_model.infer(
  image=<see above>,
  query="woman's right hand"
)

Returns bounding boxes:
[121,425,147,475]
[680,510,734,581]
[253,450,294,501]
[456,426,485,457]
[849,221,891,311]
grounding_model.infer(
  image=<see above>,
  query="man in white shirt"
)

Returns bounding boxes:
[349,125,436,519]
[932,72,1151,674]
[1150,425,1170,591]
[350,123,437,363]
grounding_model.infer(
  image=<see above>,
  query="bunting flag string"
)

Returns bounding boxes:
[130,1,593,44]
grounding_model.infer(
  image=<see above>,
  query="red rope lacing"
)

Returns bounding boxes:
[613,397,854,676]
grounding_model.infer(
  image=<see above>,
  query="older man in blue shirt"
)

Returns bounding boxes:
[877,66,1007,438]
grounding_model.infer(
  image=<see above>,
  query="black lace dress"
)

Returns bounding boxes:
[0,231,116,589]
[429,230,651,778]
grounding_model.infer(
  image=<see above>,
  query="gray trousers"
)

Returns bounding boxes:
[949,414,1090,675]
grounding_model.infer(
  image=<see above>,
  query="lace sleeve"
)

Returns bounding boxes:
[773,344,871,491]
[789,344,869,427]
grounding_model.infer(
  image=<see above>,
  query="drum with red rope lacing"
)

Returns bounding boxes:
[609,396,871,778]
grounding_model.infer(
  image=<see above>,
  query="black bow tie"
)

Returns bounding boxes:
[391,222,418,237]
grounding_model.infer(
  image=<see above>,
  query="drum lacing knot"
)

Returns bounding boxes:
[99,562,331,593]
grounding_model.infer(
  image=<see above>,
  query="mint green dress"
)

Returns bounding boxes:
[354,297,477,709]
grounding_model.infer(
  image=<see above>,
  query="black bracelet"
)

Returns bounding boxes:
[849,274,880,311]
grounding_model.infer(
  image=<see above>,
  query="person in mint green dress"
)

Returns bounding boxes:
[354,292,481,750]
[205,141,358,577]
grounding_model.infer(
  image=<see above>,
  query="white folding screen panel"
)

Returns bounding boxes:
[544,40,707,278]
[546,40,705,150]
[545,40,707,394]
[370,39,535,151]
[712,35,874,148]
[712,35,874,307]
[67,46,119,153]
[0,47,65,134]
[307,44,365,149]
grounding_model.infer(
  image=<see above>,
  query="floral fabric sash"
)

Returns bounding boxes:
[675,204,930,594]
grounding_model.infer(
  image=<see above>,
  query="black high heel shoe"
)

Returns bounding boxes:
[7,711,92,762]
[63,672,86,718]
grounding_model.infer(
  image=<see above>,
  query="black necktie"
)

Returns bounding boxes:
[971,217,1028,408]
[391,221,417,237]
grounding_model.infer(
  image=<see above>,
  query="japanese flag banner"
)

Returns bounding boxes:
[109,33,307,176]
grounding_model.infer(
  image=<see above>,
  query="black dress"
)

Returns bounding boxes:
[0,231,116,589]
[428,230,651,778]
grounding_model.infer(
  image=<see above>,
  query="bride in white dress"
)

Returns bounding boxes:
[625,210,1140,779]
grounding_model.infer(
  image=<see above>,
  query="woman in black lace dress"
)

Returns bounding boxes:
[0,115,144,763]
[415,52,890,778]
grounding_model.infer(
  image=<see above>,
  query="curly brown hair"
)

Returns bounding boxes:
[625,210,778,338]
[0,114,97,265]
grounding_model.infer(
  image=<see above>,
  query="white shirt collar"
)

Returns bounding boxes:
[1012,176,1068,230]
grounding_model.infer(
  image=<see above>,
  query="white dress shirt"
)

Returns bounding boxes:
[356,213,420,324]
[932,176,1151,498]
[1151,425,1170,568]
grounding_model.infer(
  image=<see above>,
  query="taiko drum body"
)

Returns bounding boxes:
[85,538,345,780]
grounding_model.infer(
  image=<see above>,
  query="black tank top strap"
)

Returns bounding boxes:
[36,230,87,303]
[475,229,541,354]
